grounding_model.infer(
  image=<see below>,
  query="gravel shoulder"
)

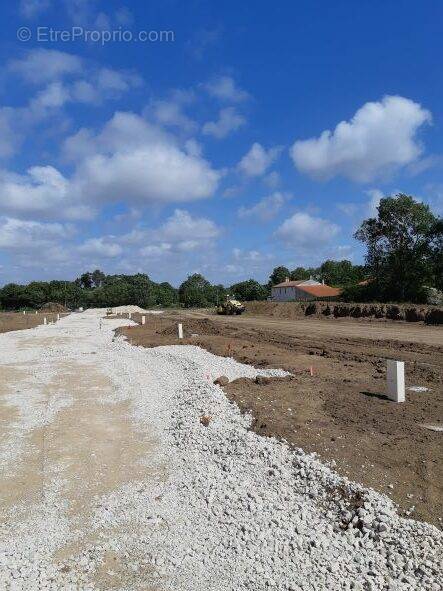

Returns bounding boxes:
[119,312,443,527]
[0,310,442,590]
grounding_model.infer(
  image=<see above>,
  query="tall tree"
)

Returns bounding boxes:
[290,267,310,281]
[355,194,440,302]
[230,279,267,301]
[268,266,290,286]
[179,274,214,308]
[320,260,366,286]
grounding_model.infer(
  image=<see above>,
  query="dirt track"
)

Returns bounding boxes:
[181,309,443,346]
[120,310,443,526]
[0,312,59,334]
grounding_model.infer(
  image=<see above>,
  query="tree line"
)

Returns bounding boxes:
[0,262,368,311]
[0,194,441,310]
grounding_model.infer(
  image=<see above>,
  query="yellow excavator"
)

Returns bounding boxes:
[216,297,245,315]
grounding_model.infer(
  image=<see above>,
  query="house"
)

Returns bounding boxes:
[271,277,342,301]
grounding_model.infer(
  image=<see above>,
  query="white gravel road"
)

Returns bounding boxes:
[0,310,441,591]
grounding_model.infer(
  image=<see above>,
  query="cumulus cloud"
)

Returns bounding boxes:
[238,192,288,222]
[238,143,282,177]
[9,49,141,108]
[149,98,197,133]
[223,247,274,279]
[139,209,220,257]
[276,212,340,247]
[1,51,142,161]
[0,112,220,219]
[204,76,249,102]
[70,114,220,204]
[0,166,72,218]
[202,107,245,139]
[290,96,431,182]
[156,209,219,243]
[0,216,72,250]
[78,237,122,258]
[9,49,82,84]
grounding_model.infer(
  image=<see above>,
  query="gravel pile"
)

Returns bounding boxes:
[0,310,441,590]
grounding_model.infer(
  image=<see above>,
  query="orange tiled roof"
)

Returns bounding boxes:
[295,284,342,297]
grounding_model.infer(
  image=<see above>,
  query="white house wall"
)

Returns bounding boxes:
[271,286,314,301]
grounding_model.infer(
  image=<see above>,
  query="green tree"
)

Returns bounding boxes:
[290,267,310,281]
[430,218,443,291]
[154,282,179,307]
[91,269,106,288]
[230,279,267,301]
[319,260,366,287]
[355,194,440,302]
[76,272,94,290]
[0,283,26,310]
[268,266,290,286]
[179,274,214,308]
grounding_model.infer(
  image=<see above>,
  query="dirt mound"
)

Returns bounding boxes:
[425,308,443,325]
[39,302,69,312]
[159,318,221,337]
[245,301,442,324]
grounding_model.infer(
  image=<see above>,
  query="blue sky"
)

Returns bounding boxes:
[0,0,442,286]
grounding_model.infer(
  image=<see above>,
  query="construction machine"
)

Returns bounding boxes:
[216,298,245,315]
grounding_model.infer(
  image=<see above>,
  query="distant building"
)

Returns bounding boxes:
[271,277,341,301]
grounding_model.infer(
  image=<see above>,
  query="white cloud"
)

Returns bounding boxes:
[202,107,245,139]
[238,142,282,177]
[0,108,24,159]
[1,52,141,162]
[290,96,431,182]
[138,210,220,257]
[149,98,197,133]
[263,171,281,189]
[29,82,71,112]
[97,68,142,94]
[204,76,249,102]
[20,0,51,18]
[9,50,141,109]
[140,243,172,258]
[78,237,122,258]
[156,209,219,243]
[232,248,270,262]
[0,216,71,250]
[224,248,274,279]
[0,166,72,218]
[365,189,383,216]
[0,112,220,218]
[72,138,219,205]
[276,212,340,247]
[337,188,384,220]
[9,49,82,84]
[238,192,288,222]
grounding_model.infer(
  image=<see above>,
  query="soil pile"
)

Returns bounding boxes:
[245,300,443,324]
[40,302,69,312]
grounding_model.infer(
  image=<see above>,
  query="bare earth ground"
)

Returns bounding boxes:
[0,312,60,333]
[118,309,443,527]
